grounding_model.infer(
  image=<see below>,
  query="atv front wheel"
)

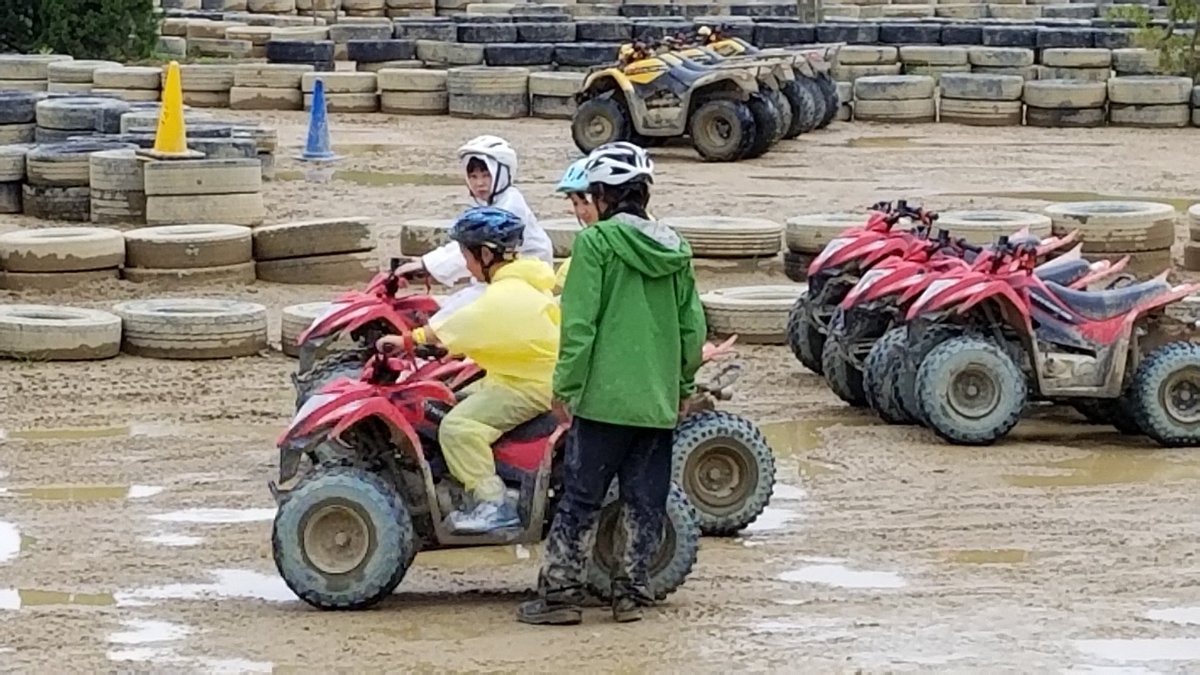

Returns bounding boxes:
[689,99,756,162]
[813,72,839,128]
[671,411,775,536]
[895,324,963,423]
[572,97,633,153]
[781,79,817,138]
[294,347,368,410]
[786,292,823,374]
[916,336,1027,445]
[767,88,792,144]
[1130,341,1200,446]
[864,327,912,424]
[588,482,700,601]
[272,466,416,610]
[821,334,867,407]
[792,78,827,134]
[743,93,781,159]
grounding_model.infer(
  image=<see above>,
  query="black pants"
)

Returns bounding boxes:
[539,416,674,603]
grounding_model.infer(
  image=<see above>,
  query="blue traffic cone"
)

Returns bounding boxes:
[298,79,339,163]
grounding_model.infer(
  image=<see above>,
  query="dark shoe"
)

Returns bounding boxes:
[612,596,644,623]
[516,598,582,626]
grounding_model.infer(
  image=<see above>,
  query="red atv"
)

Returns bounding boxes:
[820,227,1082,408]
[786,200,937,374]
[292,258,440,408]
[900,241,1200,446]
[270,340,702,610]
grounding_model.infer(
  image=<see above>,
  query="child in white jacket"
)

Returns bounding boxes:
[399,135,554,322]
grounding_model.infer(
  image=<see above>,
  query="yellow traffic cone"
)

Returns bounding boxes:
[141,61,201,160]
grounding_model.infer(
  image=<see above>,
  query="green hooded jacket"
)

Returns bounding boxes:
[554,213,707,429]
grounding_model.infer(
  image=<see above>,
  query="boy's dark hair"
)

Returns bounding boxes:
[466,157,488,174]
[587,181,650,221]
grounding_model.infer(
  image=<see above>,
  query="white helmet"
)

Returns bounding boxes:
[583,142,654,187]
[457,135,518,201]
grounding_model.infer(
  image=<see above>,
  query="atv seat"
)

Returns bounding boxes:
[1033,257,1090,286]
[498,412,560,443]
[1042,278,1172,321]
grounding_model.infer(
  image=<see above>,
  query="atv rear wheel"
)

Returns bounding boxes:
[821,334,867,407]
[916,336,1027,446]
[743,93,781,159]
[588,483,700,601]
[896,324,963,423]
[672,411,776,536]
[864,326,912,424]
[781,79,817,138]
[572,96,633,154]
[689,99,756,162]
[1130,341,1200,446]
[813,72,839,128]
[272,466,416,610]
[786,292,823,374]
[791,78,826,134]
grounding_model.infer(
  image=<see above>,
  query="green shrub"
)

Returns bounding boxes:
[1108,0,1200,79]
[0,0,159,62]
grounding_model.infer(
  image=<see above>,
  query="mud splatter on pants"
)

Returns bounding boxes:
[538,416,674,604]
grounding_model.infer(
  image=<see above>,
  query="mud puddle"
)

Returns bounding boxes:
[275,168,460,187]
[108,619,273,673]
[3,485,162,501]
[0,422,273,441]
[761,417,874,477]
[845,136,1116,149]
[149,508,276,524]
[1074,638,1200,662]
[0,589,115,610]
[948,190,1200,212]
[1002,451,1200,488]
[116,569,295,606]
[142,533,203,547]
[778,561,906,589]
[0,522,19,563]
[1146,607,1200,625]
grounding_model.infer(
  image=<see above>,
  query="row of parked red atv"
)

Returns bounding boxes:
[788,201,1200,447]
[265,263,779,610]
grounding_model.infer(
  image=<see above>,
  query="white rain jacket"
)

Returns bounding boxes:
[423,187,554,324]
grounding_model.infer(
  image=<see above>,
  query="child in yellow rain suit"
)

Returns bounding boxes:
[379,206,559,534]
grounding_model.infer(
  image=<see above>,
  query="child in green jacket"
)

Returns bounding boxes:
[518,142,708,626]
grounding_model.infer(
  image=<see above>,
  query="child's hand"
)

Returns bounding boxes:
[702,335,738,361]
[376,335,406,354]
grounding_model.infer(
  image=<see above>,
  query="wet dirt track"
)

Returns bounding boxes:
[3,115,1200,673]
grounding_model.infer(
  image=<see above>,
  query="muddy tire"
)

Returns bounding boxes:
[864,326,911,424]
[743,93,780,160]
[821,331,866,407]
[781,79,818,138]
[688,99,756,163]
[588,482,699,601]
[786,292,823,374]
[896,324,963,423]
[916,336,1027,446]
[295,347,369,409]
[767,88,791,145]
[813,73,839,128]
[1129,341,1200,446]
[572,96,631,154]
[794,77,827,133]
[671,411,775,536]
[272,465,415,610]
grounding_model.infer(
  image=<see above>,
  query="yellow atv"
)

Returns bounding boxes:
[699,26,842,131]
[572,42,769,162]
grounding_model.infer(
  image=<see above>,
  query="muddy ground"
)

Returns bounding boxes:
[2,115,1200,673]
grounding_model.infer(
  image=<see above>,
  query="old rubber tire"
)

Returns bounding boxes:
[113,298,268,360]
[571,96,631,154]
[671,411,775,536]
[1129,341,1200,446]
[0,305,121,361]
[896,324,963,423]
[821,325,867,407]
[587,482,699,601]
[743,93,780,160]
[786,292,823,374]
[689,99,755,163]
[295,347,368,410]
[781,79,818,138]
[916,335,1027,446]
[281,302,332,359]
[272,466,415,610]
[864,326,911,424]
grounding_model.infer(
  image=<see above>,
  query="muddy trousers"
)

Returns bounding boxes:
[538,416,674,604]
[439,378,551,502]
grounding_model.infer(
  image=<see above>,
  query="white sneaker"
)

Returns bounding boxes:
[449,499,520,533]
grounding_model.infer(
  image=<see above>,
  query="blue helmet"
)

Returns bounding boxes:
[449,206,525,258]
[556,158,589,195]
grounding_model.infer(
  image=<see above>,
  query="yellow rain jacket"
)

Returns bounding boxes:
[554,258,572,294]
[423,257,560,388]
